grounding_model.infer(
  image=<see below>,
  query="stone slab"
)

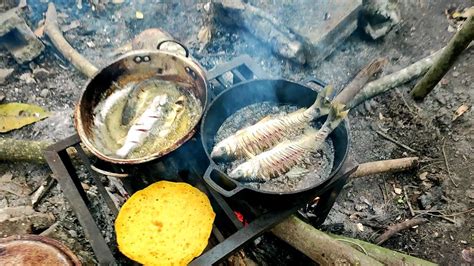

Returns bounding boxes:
[248,0,362,66]
[0,8,44,63]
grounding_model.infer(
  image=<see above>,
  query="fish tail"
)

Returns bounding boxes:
[305,85,333,119]
[323,103,349,132]
[116,142,135,158]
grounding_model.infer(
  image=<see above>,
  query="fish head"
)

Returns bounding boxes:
[210,137,237,161]
[229,161,258,182]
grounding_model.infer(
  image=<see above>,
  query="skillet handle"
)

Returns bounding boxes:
[302,78,338,100]
[203,164,243,197]
[302,78,327,90]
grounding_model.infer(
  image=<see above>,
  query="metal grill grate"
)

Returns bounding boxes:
[44,55,356,265]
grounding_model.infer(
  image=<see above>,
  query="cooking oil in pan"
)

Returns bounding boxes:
[214,102,334,193]
[92,79,202,159]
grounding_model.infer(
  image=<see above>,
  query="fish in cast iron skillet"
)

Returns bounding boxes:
[211,85,334,161]
[228,103,348,182]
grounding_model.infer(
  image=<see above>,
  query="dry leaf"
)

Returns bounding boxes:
[378,112,385,120]
[394,187,402,195]
[197,26,212,45]
[135,11,144,19]
[0,103,49,133]
[356,223,364,232]
[419,172,428,181]
[452,104,469,121]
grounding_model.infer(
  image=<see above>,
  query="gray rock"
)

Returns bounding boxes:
[33,67,51,82]
[355,204,367,211]
[19,72,36,84]
[361,0,401,40]
[418,186,443,210]
[0,68,14,84]
[40,88,49,98]
[0,8,44,63]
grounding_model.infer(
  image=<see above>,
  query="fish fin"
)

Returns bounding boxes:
[305,85,333,119]
[243,147,256,159]
[256,116,272,124]
[324,103,348,131]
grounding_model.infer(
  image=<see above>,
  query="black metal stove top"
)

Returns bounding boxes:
[44,55,357,265]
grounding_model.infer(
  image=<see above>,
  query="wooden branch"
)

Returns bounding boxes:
[411,15,474,100]
[0,139,51,163]
[272,216,383,265]
[375,218,427,245]
[327,233,436,266]
[349,48,444,108]
[334,57,388,105]
[350,157,419,178]
[44,3,98,78]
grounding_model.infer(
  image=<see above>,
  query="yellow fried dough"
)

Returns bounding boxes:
[115,181,215,265]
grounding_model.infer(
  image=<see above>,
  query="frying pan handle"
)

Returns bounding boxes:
[203,164,243,197]
[156,40,190,58]
[303,78,339,100]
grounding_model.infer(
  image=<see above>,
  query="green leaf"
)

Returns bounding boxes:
[0,103,49,133]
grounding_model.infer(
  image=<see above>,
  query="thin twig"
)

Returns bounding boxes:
[403,186,415,217]
[414,212,457,224]
[335,239,369,255]
[418,160,443,171]
[372,125,417,153]
[396,88,415,115]
[414,208,474,217]
[375,218,427,245]
[442,138,458,187]
[379,183,388,206]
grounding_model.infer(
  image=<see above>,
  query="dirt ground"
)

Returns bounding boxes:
[0,0,472,265]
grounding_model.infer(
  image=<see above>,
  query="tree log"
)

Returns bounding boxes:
[327,233,436,266]
[272,216,384,265]
[44,3,98,78]
[349,48,443,108]
[411,15,474,100]
[350,157,419,178]
[271,216,436,265]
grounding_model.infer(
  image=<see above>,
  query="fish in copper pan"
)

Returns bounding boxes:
[116,94,169,158]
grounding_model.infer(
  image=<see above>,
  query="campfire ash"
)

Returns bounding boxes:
[1,0,472,265]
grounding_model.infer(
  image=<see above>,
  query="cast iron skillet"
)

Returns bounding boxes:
[201,79,350,201]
